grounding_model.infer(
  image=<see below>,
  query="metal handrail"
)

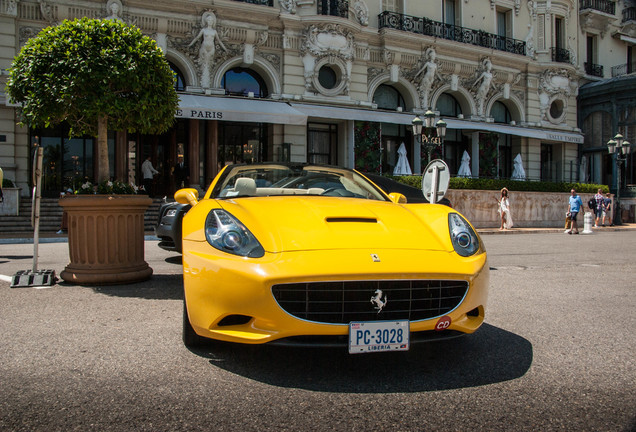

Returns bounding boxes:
[378,11,526,56]
[580,0,616,15]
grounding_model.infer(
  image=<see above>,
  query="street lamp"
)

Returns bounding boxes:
[412,109,447,164]
[607,133,632,225]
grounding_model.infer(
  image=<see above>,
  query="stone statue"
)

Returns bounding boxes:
[189,11,227,88]
[105,0,123,21]
[7,0,17,16]
[525,23,535,59]
[414,48,441,109]
[472,57,493,117]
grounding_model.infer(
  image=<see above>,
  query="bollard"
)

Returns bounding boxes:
[582,211,594,234]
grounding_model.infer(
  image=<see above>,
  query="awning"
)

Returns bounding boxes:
[292,103,416,124]
[292,103,584,144]
[444,118,585,144]
[177,94,307,125]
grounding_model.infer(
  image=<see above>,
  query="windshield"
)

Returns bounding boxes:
[211,164,388,201]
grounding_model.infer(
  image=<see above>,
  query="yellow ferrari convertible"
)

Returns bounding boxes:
[177,163,488,354]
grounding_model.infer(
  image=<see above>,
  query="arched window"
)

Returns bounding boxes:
[373,84,405,110]
[437,93,463,176]
[492,101,512,178]
[221,68,268,98]
[492,101,511,124]
[168,61,186,92]
[437,93,462,117]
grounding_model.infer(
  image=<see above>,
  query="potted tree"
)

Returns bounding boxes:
[6,18,179,285]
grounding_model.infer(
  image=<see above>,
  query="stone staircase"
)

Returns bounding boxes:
[0,196,164,235]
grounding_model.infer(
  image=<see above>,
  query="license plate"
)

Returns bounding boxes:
[348,320,410,354]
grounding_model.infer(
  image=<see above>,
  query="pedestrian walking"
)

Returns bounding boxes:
[566,189,584,234]
[141,156,159,198]
[497,187,513,230]
[593,188,604,228]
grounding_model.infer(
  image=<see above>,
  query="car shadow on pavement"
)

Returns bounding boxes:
[192,323,532,393]
[91,274,183,300]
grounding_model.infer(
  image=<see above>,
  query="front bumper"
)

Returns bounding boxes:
[183,241,489,345]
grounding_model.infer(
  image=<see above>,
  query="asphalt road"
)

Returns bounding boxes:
[0,231,634,431]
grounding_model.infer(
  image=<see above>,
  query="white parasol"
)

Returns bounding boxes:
[511,153,526,180]
[393,142,412,176]
[457,150,472,177]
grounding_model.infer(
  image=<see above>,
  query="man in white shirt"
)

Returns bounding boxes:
[141,156,158,197]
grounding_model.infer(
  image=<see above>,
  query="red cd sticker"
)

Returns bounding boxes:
[435,316,451,331]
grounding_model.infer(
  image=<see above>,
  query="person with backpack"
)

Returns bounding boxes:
[593,188,604,228]
[567,189,584,234]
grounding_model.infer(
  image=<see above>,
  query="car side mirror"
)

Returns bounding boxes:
[388,192,407,204]
[175,188,199,206]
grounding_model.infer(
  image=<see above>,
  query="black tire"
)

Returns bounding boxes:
[183,299,210,347]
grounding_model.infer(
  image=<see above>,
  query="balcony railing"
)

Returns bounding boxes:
[551,47,571,63]
[584,62,604,77]
[378,11,526,56]
[318,0,349,18]
[231,0,273,5]
[580,0,616,15]
[623,7,636,22]
[611,62,636,77]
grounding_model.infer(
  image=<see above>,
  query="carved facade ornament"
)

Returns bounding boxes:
[188,11,228,88]
[469,57,494,117]
[538,68,576,123]
[279,0,296,14]
[367,67,385,84]
[38,0,57,24]
[19,26,42,46]
[105,0,123,21]
[412,47,443,110]
[525,23,536,59]
[528,0,537,20]
[6,0,17,16]
[300,24,355,95]
[352,0,369,26]
[538,68,575,98]
[300,24,355,60]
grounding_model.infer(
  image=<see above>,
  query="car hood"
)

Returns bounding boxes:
[217,196,452,254]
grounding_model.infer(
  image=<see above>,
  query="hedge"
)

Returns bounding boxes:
[388,175,608,194]
[2,178,15,188]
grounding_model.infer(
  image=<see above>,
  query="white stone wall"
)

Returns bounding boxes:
[448,189,605,228]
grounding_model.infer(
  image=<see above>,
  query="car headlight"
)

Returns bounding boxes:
[448,213,481,257]
[205,209,264,258]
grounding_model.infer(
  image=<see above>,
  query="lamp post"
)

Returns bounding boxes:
[412,109,447,164]
[607,133,632,225]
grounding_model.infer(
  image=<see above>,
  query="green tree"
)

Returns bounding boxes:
[6,18,179,183]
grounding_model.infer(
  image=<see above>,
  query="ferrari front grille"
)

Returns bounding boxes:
[271,280,469,324]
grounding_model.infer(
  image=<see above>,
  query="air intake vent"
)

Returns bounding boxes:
[325,217,377,223]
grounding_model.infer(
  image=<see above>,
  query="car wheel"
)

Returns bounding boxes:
[183,299,210,347]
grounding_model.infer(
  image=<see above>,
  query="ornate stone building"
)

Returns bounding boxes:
[577,0,635,204]
[0,0,630,198]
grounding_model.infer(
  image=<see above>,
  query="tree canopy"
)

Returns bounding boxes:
[7,18,179,182]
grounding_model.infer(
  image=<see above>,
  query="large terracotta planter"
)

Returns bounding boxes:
[59,194,153,285]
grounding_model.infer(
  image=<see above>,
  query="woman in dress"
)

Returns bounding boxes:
[497,187,513,230]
